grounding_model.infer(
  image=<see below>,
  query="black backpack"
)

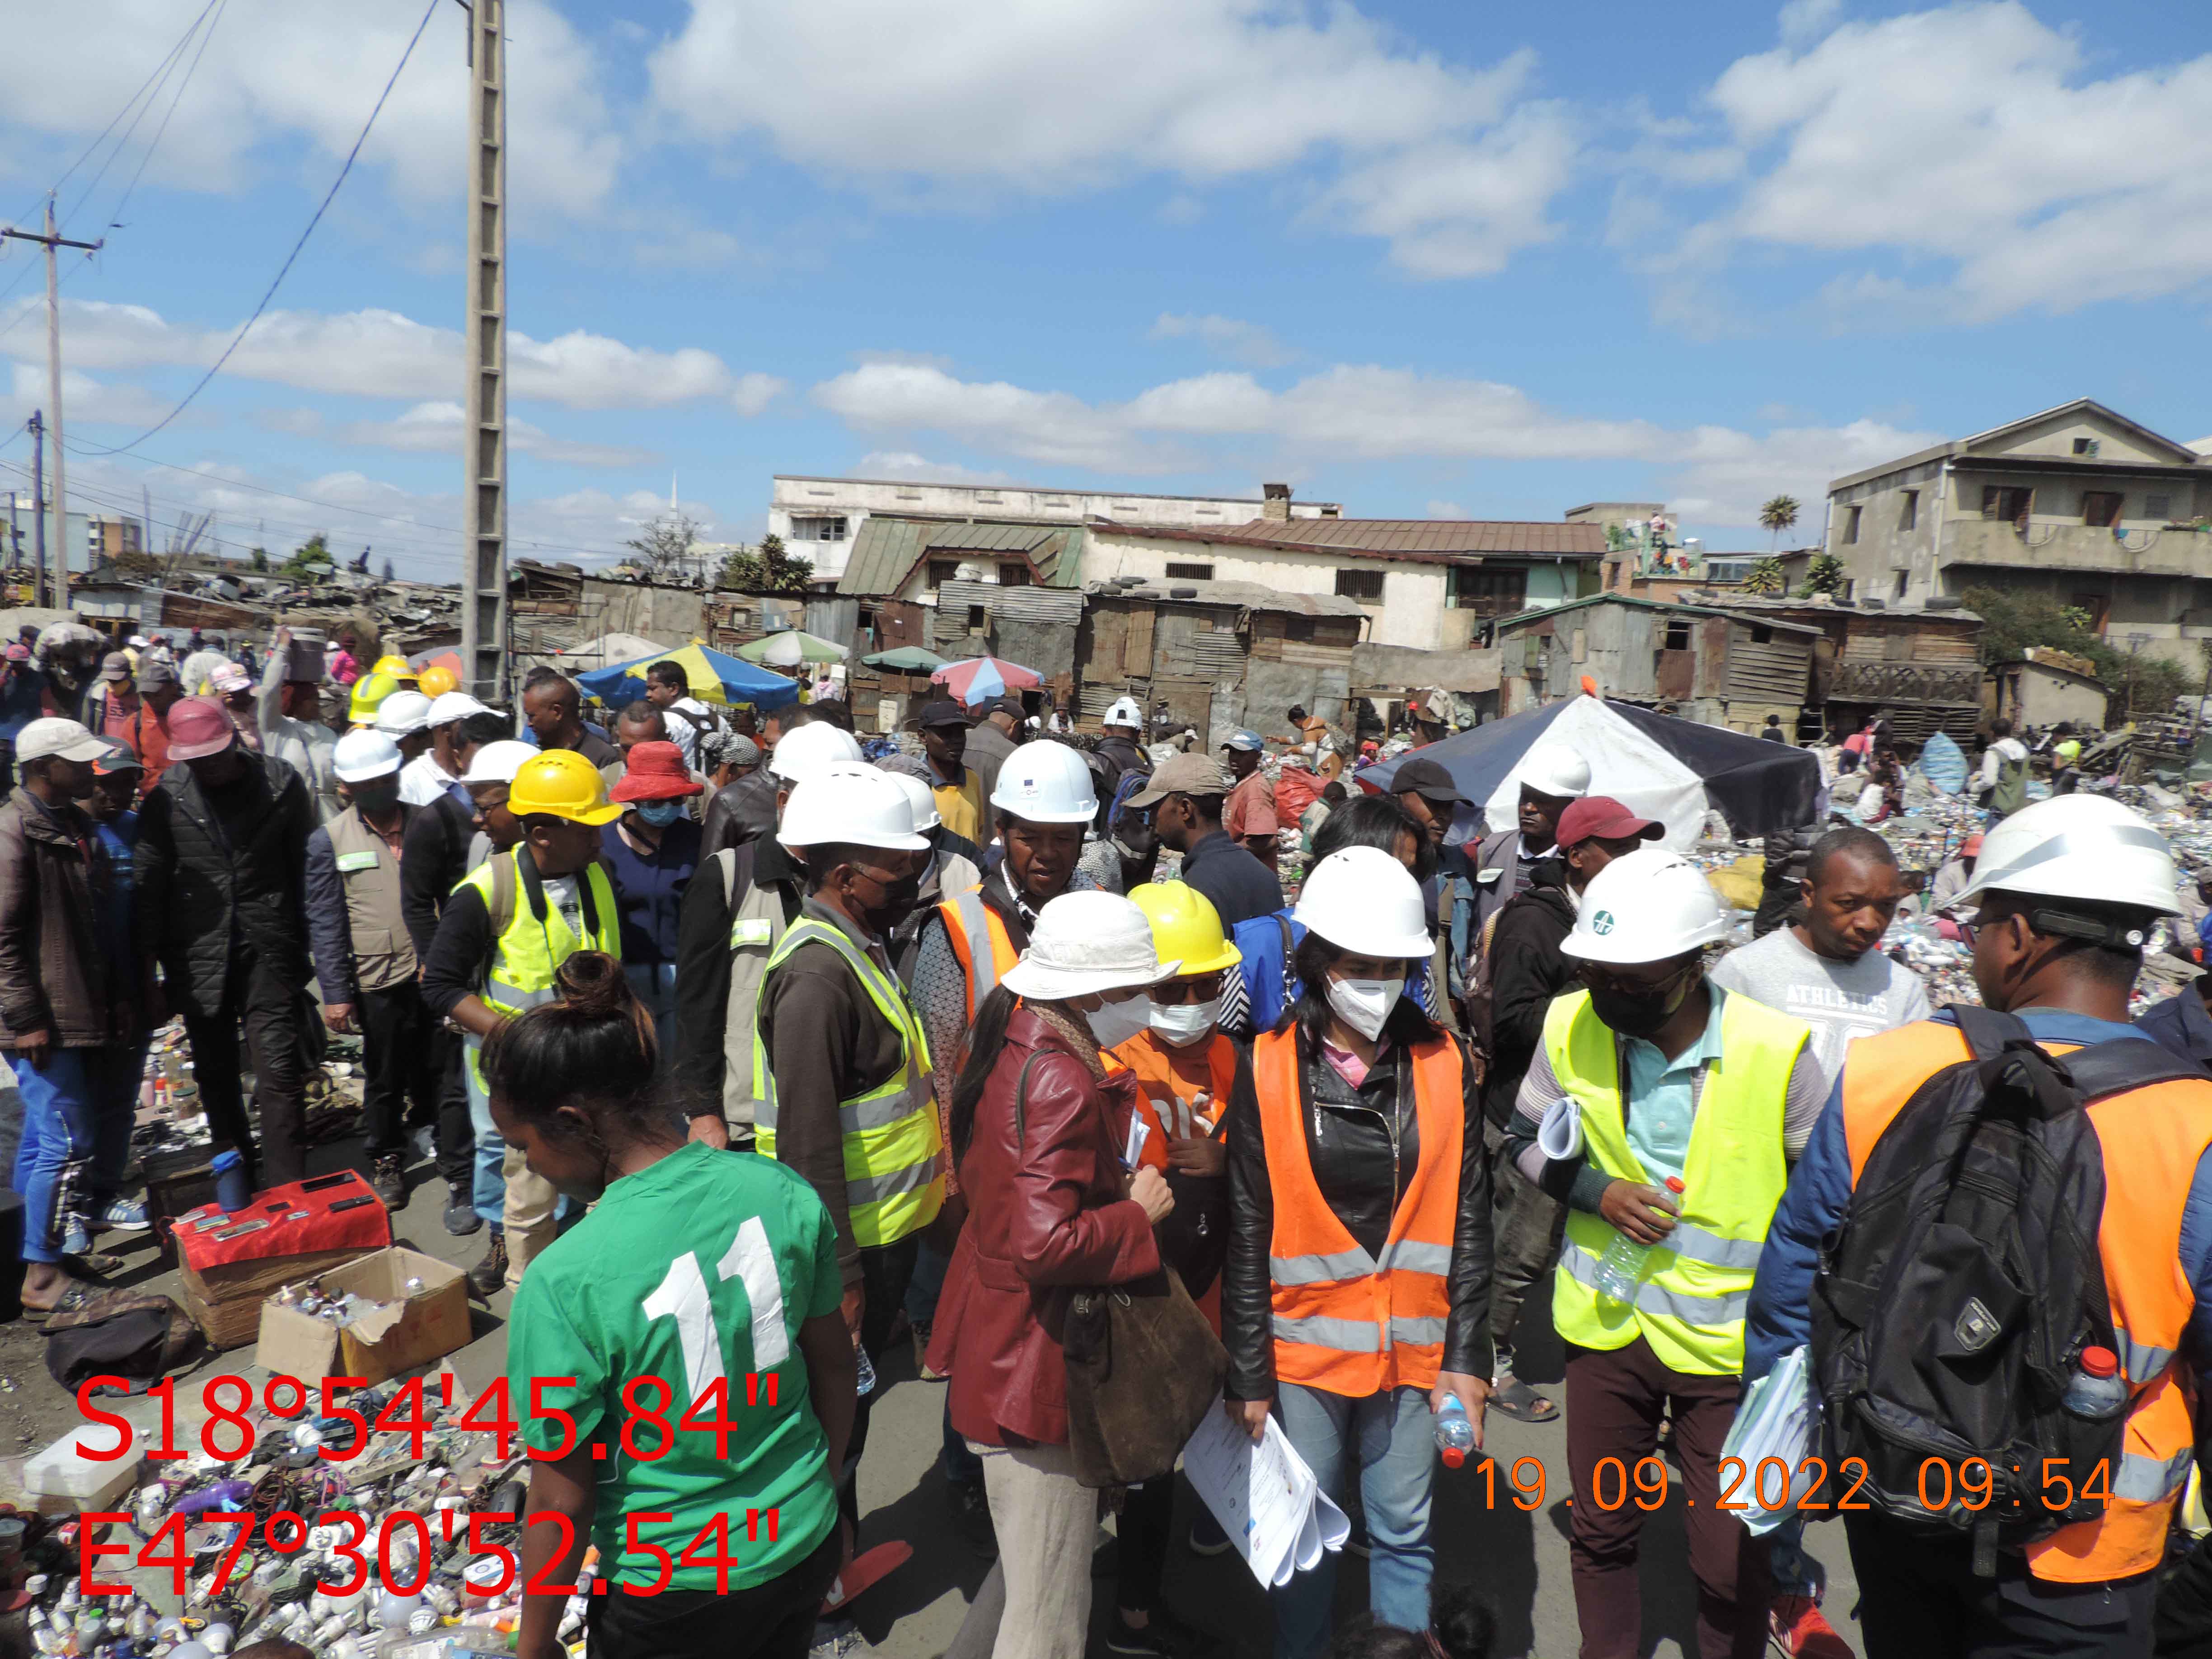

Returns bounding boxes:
[1809,1007,2196,1574]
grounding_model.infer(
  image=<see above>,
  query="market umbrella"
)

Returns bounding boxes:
[576,641,801,712]
[862,646,947,672]
[406,646,466,681]
[736,629,849,668]
[1356,693,1819,849]
[931,654,1040,705]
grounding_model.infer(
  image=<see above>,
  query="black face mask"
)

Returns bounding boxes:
[1586,962,1696,1040]
[859,879,924,937]
[351,779,403,815]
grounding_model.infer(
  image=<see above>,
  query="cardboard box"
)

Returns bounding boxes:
[255,1247,472,1386]
[183,1245,375,1350]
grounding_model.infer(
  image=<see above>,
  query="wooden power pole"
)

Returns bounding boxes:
[458,0,509,702]
[2,199,103,611]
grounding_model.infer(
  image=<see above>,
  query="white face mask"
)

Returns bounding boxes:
[1326,975,1404,1042]
[1085,994,1152,1049]
[1148,998,1221,1047]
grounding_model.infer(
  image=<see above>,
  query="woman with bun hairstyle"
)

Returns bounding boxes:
[488,952,858,1659]
[1223,846,1493,1659]
[926,889,1181,1659]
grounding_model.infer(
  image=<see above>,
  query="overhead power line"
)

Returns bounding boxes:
[76,0,442,458]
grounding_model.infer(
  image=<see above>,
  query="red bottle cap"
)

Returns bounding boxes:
[1441,1446,1465,1469]
[1664,1177,1686,1193]
[2080,1346,2117,1378]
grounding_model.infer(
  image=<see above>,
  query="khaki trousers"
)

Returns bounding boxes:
[966,1438,1095,1659]
[501,1141,559,1291]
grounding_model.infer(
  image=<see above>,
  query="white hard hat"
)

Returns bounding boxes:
[373,689,433,737]
[879,769,942,832]
[1950,794,2181,919]
[1292,846,1432,960]
[1518,741,1590,799]
[1561,847,1728,964]
[1104,697,1143,729]
[778,768,929,852]
[990,739,1098,825]
[458,739,537,786]
[333,728,403,783]
[768,720,864,785]
[426,690,492,727]
[1000,890,1180,1000]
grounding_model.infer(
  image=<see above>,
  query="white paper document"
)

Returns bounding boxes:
[1180,1396,1350,1588]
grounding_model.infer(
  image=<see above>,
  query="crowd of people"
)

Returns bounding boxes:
[2,636,2207,1659]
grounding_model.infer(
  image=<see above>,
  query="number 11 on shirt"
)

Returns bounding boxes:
[637,1216,790,1457]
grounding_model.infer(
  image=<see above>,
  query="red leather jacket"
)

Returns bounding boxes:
[927,1006,1162,1447]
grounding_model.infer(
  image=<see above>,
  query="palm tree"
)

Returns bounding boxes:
[1759,495,1800,551]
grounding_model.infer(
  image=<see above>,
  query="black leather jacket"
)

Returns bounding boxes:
[1223,1030,1493,1400]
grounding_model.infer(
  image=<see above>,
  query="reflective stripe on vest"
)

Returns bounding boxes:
[1546,986,1806,1378]
[1255,1026,1463,1396]
[752,917,944,1250]
[1839,1019,2212,1584]
[459,853,621,1087]
[940,887,1017,1020]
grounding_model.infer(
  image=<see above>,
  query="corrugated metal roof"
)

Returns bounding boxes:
[1091,577,1370,618]
[1489,592,1825,637]
[837,516,1080,596]
[1094,517,1607,561]
[937,579,1085,626]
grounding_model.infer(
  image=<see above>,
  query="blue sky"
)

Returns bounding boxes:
[0,0,2206,578]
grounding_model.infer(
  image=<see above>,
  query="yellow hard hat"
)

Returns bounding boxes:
[508,749,622,826]
[1128,882,1242,976]
[347,670,398,725]
[371,653,417,683]
[417,664,458,699]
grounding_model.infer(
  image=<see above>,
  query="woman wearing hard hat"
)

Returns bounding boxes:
[926,889,1178,1659]
[1221,844,1491,1659]
[1505,846,1824,1659]
[1106,881,1249,1650]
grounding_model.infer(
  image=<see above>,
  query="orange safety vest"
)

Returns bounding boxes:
[1110,1028,1241,1337]
[1841,1020,2212,1585]
[1254,1026,1463,1396]
[938,886,1020,1020]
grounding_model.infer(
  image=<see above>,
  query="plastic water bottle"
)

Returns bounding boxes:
[1595,1176,1686,1303]
[1433,1397,1475,1468]
[855,1344,877,1398]
[2061,1346,2127,1420]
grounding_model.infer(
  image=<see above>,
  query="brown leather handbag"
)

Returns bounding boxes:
[1013,1053,1228,1489]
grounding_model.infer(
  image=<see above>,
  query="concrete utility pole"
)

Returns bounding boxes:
[457,0,509,701]
[27,412,45,609]
[1,198,103,611]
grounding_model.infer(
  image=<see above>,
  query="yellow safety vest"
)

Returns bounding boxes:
[457,850,621,1088]
[753,917,944,1250]
[1545,986,1806,1376]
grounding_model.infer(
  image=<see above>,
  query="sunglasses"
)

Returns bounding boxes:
[1149,973,1225,1005]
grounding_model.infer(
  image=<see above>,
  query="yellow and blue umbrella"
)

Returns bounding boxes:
[576,641,800,711]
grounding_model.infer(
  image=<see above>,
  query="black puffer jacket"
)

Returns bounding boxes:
[135,753,312,1017]
[1223,1025,1492,1401]
[1480,857,1578,1126]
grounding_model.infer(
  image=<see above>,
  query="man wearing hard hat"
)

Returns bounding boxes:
[755,766,943,1653]
[419,747,623,1297]
[1748,794,2212,1655]
[1504,846,1823,1659]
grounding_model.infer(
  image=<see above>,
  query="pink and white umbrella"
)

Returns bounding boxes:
[930,654,1041,704]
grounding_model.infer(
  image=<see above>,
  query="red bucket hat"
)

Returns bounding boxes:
[609,740,703,802]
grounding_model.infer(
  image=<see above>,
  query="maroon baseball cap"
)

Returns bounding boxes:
[1555,795,1662,847]
[165,696,239,762]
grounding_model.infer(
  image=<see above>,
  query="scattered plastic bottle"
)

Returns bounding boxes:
[1594,1176,1686,1303]
[856,1343,877,1398]
[2061,1346,2128,1420]
[1433,1397,1475,1468]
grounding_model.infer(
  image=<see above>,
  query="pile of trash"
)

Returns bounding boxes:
[16,1378,547,1656]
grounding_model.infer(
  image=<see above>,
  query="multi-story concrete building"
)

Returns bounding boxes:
[1823,399,2212,666]
[769,474,1341,584]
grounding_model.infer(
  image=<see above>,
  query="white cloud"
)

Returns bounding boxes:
[1149,314,1294,369]
[648,0,1569,277]
[854,451,1012,486]
[335,401,656,468]
[1778,0,1844,46]
[2,362,177,430]
[1670,3,2212,319]
[811,358,1936,526]
[729,373,786,417]
[0,0,622,224]
[0,300,764,412]
[1427,501,1468,520]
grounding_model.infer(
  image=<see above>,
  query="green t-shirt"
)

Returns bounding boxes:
[507,1141,844,1593]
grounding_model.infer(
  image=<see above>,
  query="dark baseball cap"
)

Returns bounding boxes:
[1391,757,1467,806]
[912,699,969,729]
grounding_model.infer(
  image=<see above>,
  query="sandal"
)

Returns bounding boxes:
[23,1283,98,1322]
[1490,1375,1560,1424]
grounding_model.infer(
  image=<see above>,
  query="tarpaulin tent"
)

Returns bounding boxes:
[576,642,801,712]
[1356,694,1820,849]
